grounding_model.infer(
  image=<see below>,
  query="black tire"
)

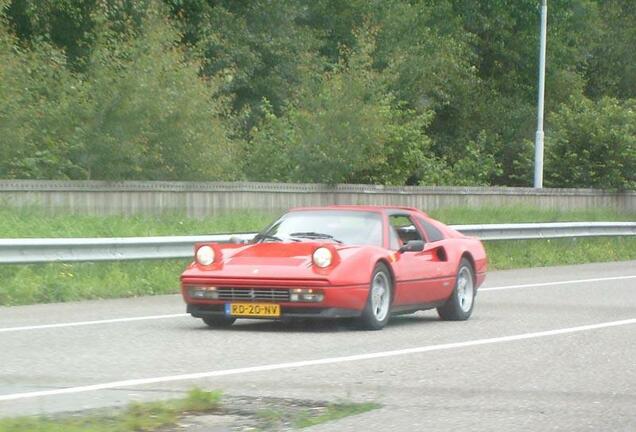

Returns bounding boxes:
[202,316,236,328]
[358,263,393,330]
[437,258,475,321]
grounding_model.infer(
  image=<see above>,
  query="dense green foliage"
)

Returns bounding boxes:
[1,1,634,188]
[546,97,635,189]
[0,3,235,180]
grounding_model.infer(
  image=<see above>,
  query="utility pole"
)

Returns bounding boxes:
[534,0,547,188]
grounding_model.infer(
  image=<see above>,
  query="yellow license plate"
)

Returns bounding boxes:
[225,303,281,317]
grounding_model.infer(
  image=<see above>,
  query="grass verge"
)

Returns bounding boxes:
[427,206,635,224]
[0,207,274,238]
[0,206,634,306]
[1,205,633,239]
[0,390,379,432]
[486,237,636,270]
[254,402,381,430]
[0,388,222,432]
[0,260,188,305]
[293,402,381,428]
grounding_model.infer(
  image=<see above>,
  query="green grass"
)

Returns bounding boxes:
[0,207,274,238]
[0,206,634,306]
[253,401,381,430]
[0,260,189,305]
[0,388,222,432]
[1,205,633,238]
[256,407,287,423]
[0,390,380,432]
[487,237,636,270]
[294,402,381,428]
[428,205,636,224]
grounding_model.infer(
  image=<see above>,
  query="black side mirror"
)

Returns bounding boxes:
[398,240,425,253]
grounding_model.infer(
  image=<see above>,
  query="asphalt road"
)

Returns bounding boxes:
[1,260,635,431]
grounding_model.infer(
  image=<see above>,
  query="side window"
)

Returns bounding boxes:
[418,217,445,243]
[389,215,423,250]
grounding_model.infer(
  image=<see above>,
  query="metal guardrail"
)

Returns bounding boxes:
[0,222,634,264]
[453,222,636,241]
[0,234,256,264]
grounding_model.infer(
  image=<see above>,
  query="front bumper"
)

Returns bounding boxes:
[181,279,370,318]
[187,303,362,319]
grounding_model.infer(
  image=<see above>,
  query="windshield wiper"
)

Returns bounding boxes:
[289,232,343,243]
[253,233,283,242]
[253,233,301,243]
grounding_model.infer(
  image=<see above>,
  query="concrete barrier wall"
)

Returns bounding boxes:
[1,180,634,217]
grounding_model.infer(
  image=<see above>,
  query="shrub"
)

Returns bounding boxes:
[546,96,635,189]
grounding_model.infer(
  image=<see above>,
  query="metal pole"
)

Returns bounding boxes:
[534,0,547,188]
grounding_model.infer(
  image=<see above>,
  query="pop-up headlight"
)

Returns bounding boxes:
[312,247,333,268]
[196,245,215,266]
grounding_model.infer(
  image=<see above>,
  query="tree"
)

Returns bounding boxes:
[2,0,635,188]
[67,5,240,180]
[546,96,635,189]
[0,3,240,181]
[0,13,81,179]
[246,29,440,185]
[584,0,636,100]
[167,0,321,133]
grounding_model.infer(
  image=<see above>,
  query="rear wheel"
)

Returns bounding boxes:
[437,258,475,321]
[202,316,236,328]
[358,263,392,330]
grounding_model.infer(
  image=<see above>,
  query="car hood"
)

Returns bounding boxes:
[181,241,362,282]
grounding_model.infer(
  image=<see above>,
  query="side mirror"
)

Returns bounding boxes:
[398,240,425,253]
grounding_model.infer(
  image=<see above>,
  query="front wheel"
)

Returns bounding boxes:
[437,258,475,321]
[202,316,236,328]
[358,263,393,330]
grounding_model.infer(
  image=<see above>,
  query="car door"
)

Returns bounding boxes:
[388,213,453,305]
[414,215,457,301]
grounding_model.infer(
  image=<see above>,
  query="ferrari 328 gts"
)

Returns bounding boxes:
[181,206,487,330]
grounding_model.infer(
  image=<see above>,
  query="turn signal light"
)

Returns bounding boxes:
[188,286,219,299]
[290,288,324,302]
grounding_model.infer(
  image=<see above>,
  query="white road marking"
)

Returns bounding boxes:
[0,314,187,333]
[481,275,636,292]
[1,275,635,333]
[0,317,634,402]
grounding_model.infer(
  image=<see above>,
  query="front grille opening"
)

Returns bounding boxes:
[217,288,290,302]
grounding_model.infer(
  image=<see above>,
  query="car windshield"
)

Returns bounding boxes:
[259,210,383,246]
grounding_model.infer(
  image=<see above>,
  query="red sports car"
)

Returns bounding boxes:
[181,206,487,330]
